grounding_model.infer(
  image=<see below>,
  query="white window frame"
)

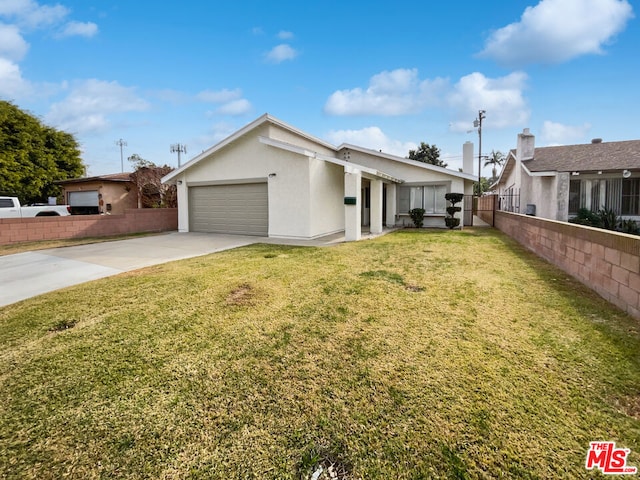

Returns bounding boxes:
[399,184,448,215]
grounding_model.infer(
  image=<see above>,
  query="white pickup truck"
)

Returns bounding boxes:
[0,196,71,218]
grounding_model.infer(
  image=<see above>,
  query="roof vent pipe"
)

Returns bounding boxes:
[591,138,602,144]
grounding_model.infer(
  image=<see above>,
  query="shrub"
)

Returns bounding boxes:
[598,208,619,231]
[569,208,602,227]
[409,208,425,228]
[444,193,463,229]
[620,219,640,235]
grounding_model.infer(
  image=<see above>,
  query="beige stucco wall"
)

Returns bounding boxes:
[497,162,570,221]
[63,181,137,215]
[345,149,469,227]
[176,123,345,239]
[309,158,345,237]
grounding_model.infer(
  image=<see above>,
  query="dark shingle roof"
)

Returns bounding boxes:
[522,140,640,172]
[56,173,134,185]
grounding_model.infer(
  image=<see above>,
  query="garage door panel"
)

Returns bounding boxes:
[68,190,99,206]
[189,184,268,236]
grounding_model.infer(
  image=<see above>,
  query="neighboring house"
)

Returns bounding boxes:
[493,129,640,221]
[56,173,137,215]
[161,114,476,240]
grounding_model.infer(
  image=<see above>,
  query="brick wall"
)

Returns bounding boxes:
[0,209,177,245]
[495,210,640,319]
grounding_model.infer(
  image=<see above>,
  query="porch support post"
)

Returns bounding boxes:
[385,183,397,228]
[344,168,361,241]
[177,177,189,232]
[370,179,383,234]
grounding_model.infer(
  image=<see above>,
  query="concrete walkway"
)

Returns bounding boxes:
[1,230,396,308]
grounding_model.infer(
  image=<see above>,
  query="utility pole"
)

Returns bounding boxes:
[115,138,127,173]
[170,143,187,167]
[473,110,486,195]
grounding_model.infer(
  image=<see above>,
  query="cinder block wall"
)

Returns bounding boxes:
[495,211,640,320]
[0,209,178,245]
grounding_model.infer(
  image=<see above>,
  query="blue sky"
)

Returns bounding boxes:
[0,0,637,176]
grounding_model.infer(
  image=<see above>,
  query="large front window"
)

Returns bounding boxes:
[399,185,447,214]
[622,178,640,215]
[569,177,639,216]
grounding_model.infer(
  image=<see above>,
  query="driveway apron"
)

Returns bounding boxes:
[0,232,258,307]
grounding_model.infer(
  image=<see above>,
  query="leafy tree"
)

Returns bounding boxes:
[0,101,84,203]
[127,153,155,170]
[484,150,505,183]
[474,177,491,196]
[408,142,447,168]
[128,154,177,208]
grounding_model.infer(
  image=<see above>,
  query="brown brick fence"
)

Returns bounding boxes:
[0,209,177,245]
[494,210,640,320]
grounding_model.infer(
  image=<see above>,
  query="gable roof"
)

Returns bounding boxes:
[162,113,476,184]
[522,140,640,173]
[163,114,335,184]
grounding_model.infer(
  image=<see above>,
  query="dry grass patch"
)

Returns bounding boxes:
[0,232,163,256]
[226,283,256,306]
[1,229,639,478]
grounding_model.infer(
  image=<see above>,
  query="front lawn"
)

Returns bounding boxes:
[1,229,639,479]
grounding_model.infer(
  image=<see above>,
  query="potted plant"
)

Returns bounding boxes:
[444,193,464,229]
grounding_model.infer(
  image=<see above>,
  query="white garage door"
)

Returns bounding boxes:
[189,183,268,236]
[68,190,99,206]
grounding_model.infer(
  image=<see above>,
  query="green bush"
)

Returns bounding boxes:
[409,208,425,228]
[598,208,619,231]
[444,193,463,230]
[620,219,640,235]
[569,208,602,227]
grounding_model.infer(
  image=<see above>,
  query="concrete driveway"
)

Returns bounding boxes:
[0,232,345,308]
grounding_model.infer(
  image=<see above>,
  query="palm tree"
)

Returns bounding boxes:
[484,150,505,183]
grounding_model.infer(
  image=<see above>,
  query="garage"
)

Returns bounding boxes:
[188,183,268,236]
[68,190,99,215]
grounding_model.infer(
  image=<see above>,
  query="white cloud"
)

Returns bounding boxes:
[197,88,242,103]
[447,72,530,131]
[277,30,294,40]
[0,0,69,29]
[215,98,252,116]
[325,126,417,157]
[479,0,634,67]
[0,57,31,98]
[540,120,591,144]
[265,43,298,63]
[324,68,448,116]
[324,68,528,131]
[58,20,98,38]
[197,88,251,116]
[45,79,149,133]
[0,23,29,61]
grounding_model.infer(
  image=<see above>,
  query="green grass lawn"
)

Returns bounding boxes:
[1,229,639,479]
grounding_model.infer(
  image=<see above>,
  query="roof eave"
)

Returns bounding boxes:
[337,143,476,181]
[162,113,339,185]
